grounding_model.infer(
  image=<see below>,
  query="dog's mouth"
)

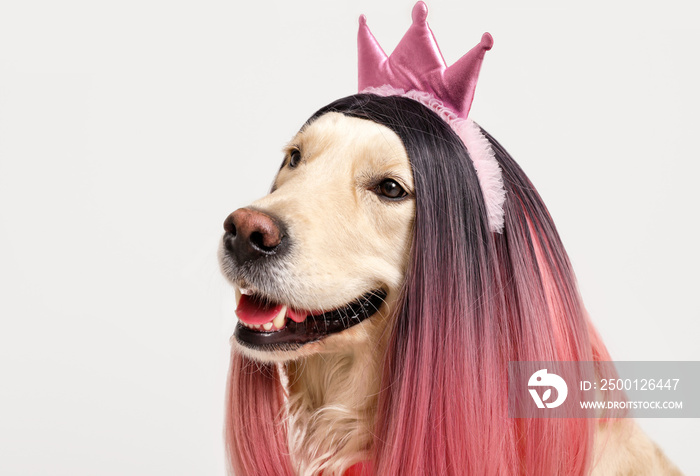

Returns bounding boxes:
[233,287,387,350]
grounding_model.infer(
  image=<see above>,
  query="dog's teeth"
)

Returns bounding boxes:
[273,306,287,329]
[254,324,261,329]
[263,322,273,331]
[240,288,253,295]
[235,288,242,307]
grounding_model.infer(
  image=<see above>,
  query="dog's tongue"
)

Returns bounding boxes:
[288,308,309,323]
[235,294,283,325]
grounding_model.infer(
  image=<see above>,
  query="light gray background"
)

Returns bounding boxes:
[1,0,698,475]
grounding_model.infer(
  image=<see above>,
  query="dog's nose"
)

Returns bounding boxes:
[223,208,286,263]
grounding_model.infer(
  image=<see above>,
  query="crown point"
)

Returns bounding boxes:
[359,14,367,26]
[480,32,494,50]
[412,1,429,24]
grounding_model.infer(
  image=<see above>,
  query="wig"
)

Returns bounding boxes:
[225,94,618,476]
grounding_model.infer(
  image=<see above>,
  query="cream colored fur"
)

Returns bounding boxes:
[225,113,681,475]
[592,421,682,475]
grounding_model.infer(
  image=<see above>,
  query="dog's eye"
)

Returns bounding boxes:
[289,149,301,168]
[377,179,407,200]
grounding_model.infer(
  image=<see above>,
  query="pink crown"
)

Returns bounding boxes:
[357,2,506,233]
[358,1,493,120]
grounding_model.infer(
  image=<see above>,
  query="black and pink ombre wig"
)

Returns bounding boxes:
[225,94,618,475]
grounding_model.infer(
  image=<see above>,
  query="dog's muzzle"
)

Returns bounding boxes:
[220,207,387,352]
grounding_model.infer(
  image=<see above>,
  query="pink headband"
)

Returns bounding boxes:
[358,2,506,233]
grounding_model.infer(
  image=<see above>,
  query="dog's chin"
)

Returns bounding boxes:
[230,288,388,363]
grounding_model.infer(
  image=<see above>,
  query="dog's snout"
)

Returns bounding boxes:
[223,208,287,263]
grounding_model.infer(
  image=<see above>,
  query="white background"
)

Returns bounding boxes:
[1,0,698,474]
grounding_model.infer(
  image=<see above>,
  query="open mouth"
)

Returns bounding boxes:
[233,288,387,350]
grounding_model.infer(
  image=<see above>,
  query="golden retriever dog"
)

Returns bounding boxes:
[217,101,680,476]
[217,4,681,476]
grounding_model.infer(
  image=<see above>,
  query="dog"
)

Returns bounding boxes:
[218,3,682,474]
[217,94,681,475]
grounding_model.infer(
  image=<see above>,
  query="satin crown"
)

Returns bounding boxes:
[358,1,493,119]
